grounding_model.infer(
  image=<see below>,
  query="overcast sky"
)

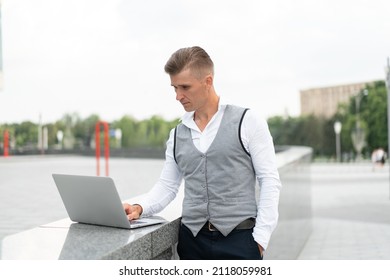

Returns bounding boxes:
[1,0,389,124]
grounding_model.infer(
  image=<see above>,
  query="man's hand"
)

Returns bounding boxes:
[123,203,143,220]
[257,244,264,258]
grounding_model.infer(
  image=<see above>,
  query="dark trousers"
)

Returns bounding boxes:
[177,223,263,260]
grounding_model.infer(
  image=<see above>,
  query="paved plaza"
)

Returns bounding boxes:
[1,156,390,259]
[298,162,390,259]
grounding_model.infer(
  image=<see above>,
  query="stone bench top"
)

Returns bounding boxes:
[1,187,184,260]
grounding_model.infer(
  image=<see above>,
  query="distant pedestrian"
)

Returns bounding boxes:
[371,148,386,171]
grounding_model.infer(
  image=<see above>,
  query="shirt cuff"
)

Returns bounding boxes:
[252,226,272,251]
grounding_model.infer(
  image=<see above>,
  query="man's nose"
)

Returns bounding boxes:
[176,90,183,101]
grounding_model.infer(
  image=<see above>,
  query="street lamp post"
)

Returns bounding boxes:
[56,130,64,150]
[334,121,342,162]
[115,128,122,148]
[385,57,390,199]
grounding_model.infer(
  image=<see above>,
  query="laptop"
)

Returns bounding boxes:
[52,174,166,229]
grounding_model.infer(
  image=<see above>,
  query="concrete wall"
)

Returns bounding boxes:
[266,146,313,259]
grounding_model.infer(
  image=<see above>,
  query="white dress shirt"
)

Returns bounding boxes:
[135,99,282,251]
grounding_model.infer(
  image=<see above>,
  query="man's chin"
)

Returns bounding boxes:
[182,105,193,112]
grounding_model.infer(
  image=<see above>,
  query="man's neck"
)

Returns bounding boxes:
[193,94,220,131]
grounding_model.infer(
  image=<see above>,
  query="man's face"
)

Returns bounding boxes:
[170,68,212,112]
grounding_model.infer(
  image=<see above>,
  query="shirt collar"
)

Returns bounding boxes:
[181,95,226,128]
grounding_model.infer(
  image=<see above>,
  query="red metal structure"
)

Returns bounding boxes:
[95,121,110,176]
[3,130,9,157]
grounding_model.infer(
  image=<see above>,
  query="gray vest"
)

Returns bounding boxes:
[174,105,257,237]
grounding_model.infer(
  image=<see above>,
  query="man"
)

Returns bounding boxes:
[123,46,282,260]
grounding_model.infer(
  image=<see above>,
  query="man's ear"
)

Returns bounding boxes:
[205,74,213,87]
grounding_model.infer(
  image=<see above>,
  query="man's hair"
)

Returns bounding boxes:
[164,46,214,79]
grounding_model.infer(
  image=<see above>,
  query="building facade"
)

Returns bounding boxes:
[300,81,373,119]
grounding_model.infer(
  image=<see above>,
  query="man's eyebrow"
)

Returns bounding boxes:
[171,83,190,87]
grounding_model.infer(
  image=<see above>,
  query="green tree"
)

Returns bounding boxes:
[148,115,172,147]
[113,115,138,148]
[336,81,388,156]
[361,81,388,151]
[14,121,38,148]
[73,114,100,148]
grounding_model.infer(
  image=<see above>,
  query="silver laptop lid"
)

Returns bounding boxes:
[52,174,131,229]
